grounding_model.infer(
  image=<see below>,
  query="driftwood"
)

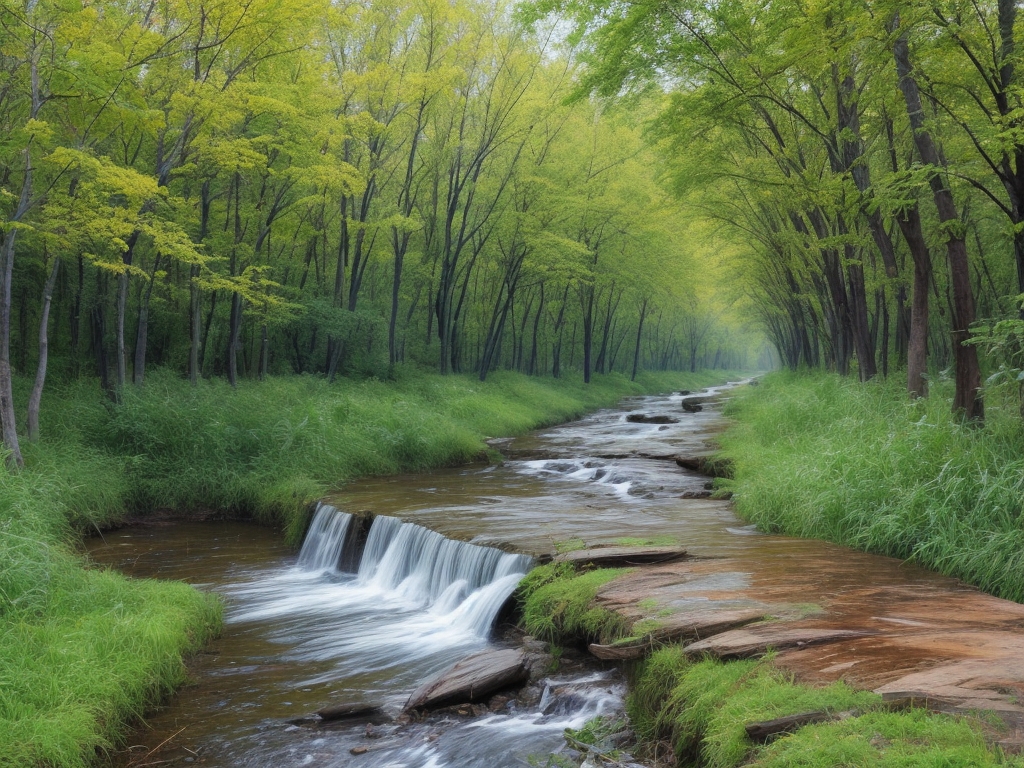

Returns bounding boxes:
[554,546,688,568]
[626,414,679,424]
[744,711,840,742]
[404,649,528,711]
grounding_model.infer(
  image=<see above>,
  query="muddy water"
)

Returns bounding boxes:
[88,381,760,767]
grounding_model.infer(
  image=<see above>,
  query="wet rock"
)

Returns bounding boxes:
[685,627,873,660]
[350,746,369,755]
[681,397,704,413]
[553,545,689,568]
[626,414,679,424]
[405,649,529,711]
[676,455,733,478]
[680,490,713,499]
[678,390,692,395]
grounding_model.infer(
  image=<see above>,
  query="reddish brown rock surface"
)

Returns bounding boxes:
[589,548,1024,740]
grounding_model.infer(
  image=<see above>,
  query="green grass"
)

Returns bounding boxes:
[719,371,1024,602]
[516,561,630,644]
[2,365,742,766]
[0,440,221,768]
[57,367,741,544]
[627,648,1020,768]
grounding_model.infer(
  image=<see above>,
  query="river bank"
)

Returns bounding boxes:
[717,371,1024,602]
[2,367,738,768]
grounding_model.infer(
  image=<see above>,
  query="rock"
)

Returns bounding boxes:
[681,397,704,413]
[626,414,679,424]
[589,608,766,660]
[553,545,688,568]
[680,490,713,499]
[685,627,873,660]
[678,390,691,395]
[350,746,369,755]
[405,649,529,711]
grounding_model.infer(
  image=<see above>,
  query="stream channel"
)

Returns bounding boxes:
[88,381,756,767]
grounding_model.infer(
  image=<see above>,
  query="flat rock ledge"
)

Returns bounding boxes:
[405,648,529,712]
[554,545,689,568]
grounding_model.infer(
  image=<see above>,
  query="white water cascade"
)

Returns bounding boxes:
[295,503,353,571]
[225,504,533,682]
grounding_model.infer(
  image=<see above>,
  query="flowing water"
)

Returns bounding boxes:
[87,381,758,767]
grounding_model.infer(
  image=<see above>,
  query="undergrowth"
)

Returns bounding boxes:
[627,648,1021,768]
[719,371,1024,602]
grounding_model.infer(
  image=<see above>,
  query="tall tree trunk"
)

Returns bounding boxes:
[27,257,59,440]
[228,292,243,388]
[632,298,649,381]
[894,20,983,419]
[189,266,202,385]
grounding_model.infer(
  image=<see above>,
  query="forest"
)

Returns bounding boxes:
[541,0,1024,422]
[0,0,761,469]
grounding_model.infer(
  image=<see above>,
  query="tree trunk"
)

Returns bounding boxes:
[0,229,24,466]
[228,292,243,388]
[27,257,60,441]
[894,21,983,419]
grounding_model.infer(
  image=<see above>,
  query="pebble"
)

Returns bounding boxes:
[350,746,369,755]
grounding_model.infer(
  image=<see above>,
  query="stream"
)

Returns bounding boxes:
[87,381,754,767]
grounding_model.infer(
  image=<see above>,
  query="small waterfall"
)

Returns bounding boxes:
[297,509,532,636]
[296,503,353,571]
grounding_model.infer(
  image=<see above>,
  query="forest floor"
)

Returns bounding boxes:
[517,376,1024,767]
[0,367,740,768]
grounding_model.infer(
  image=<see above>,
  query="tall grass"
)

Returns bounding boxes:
[720,371,1024,602]
[71,367,741,542]
[627,648,1019,768]
[0,439,221,768]
[2,365,742,766]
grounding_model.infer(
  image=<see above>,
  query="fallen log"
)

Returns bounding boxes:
[554,545,688,568]
[405,649,528,711]
[744,711,839,743]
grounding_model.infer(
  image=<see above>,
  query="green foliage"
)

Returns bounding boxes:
[626,648,1015,768]
[751,709,1022,767]
[719,371,1024,601]
[0,431,221,768]
[516,562,629,643]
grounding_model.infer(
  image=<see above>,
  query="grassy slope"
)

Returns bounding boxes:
[719,371,1024,602]
[627,649,1020,768]
[2,366,740,767]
